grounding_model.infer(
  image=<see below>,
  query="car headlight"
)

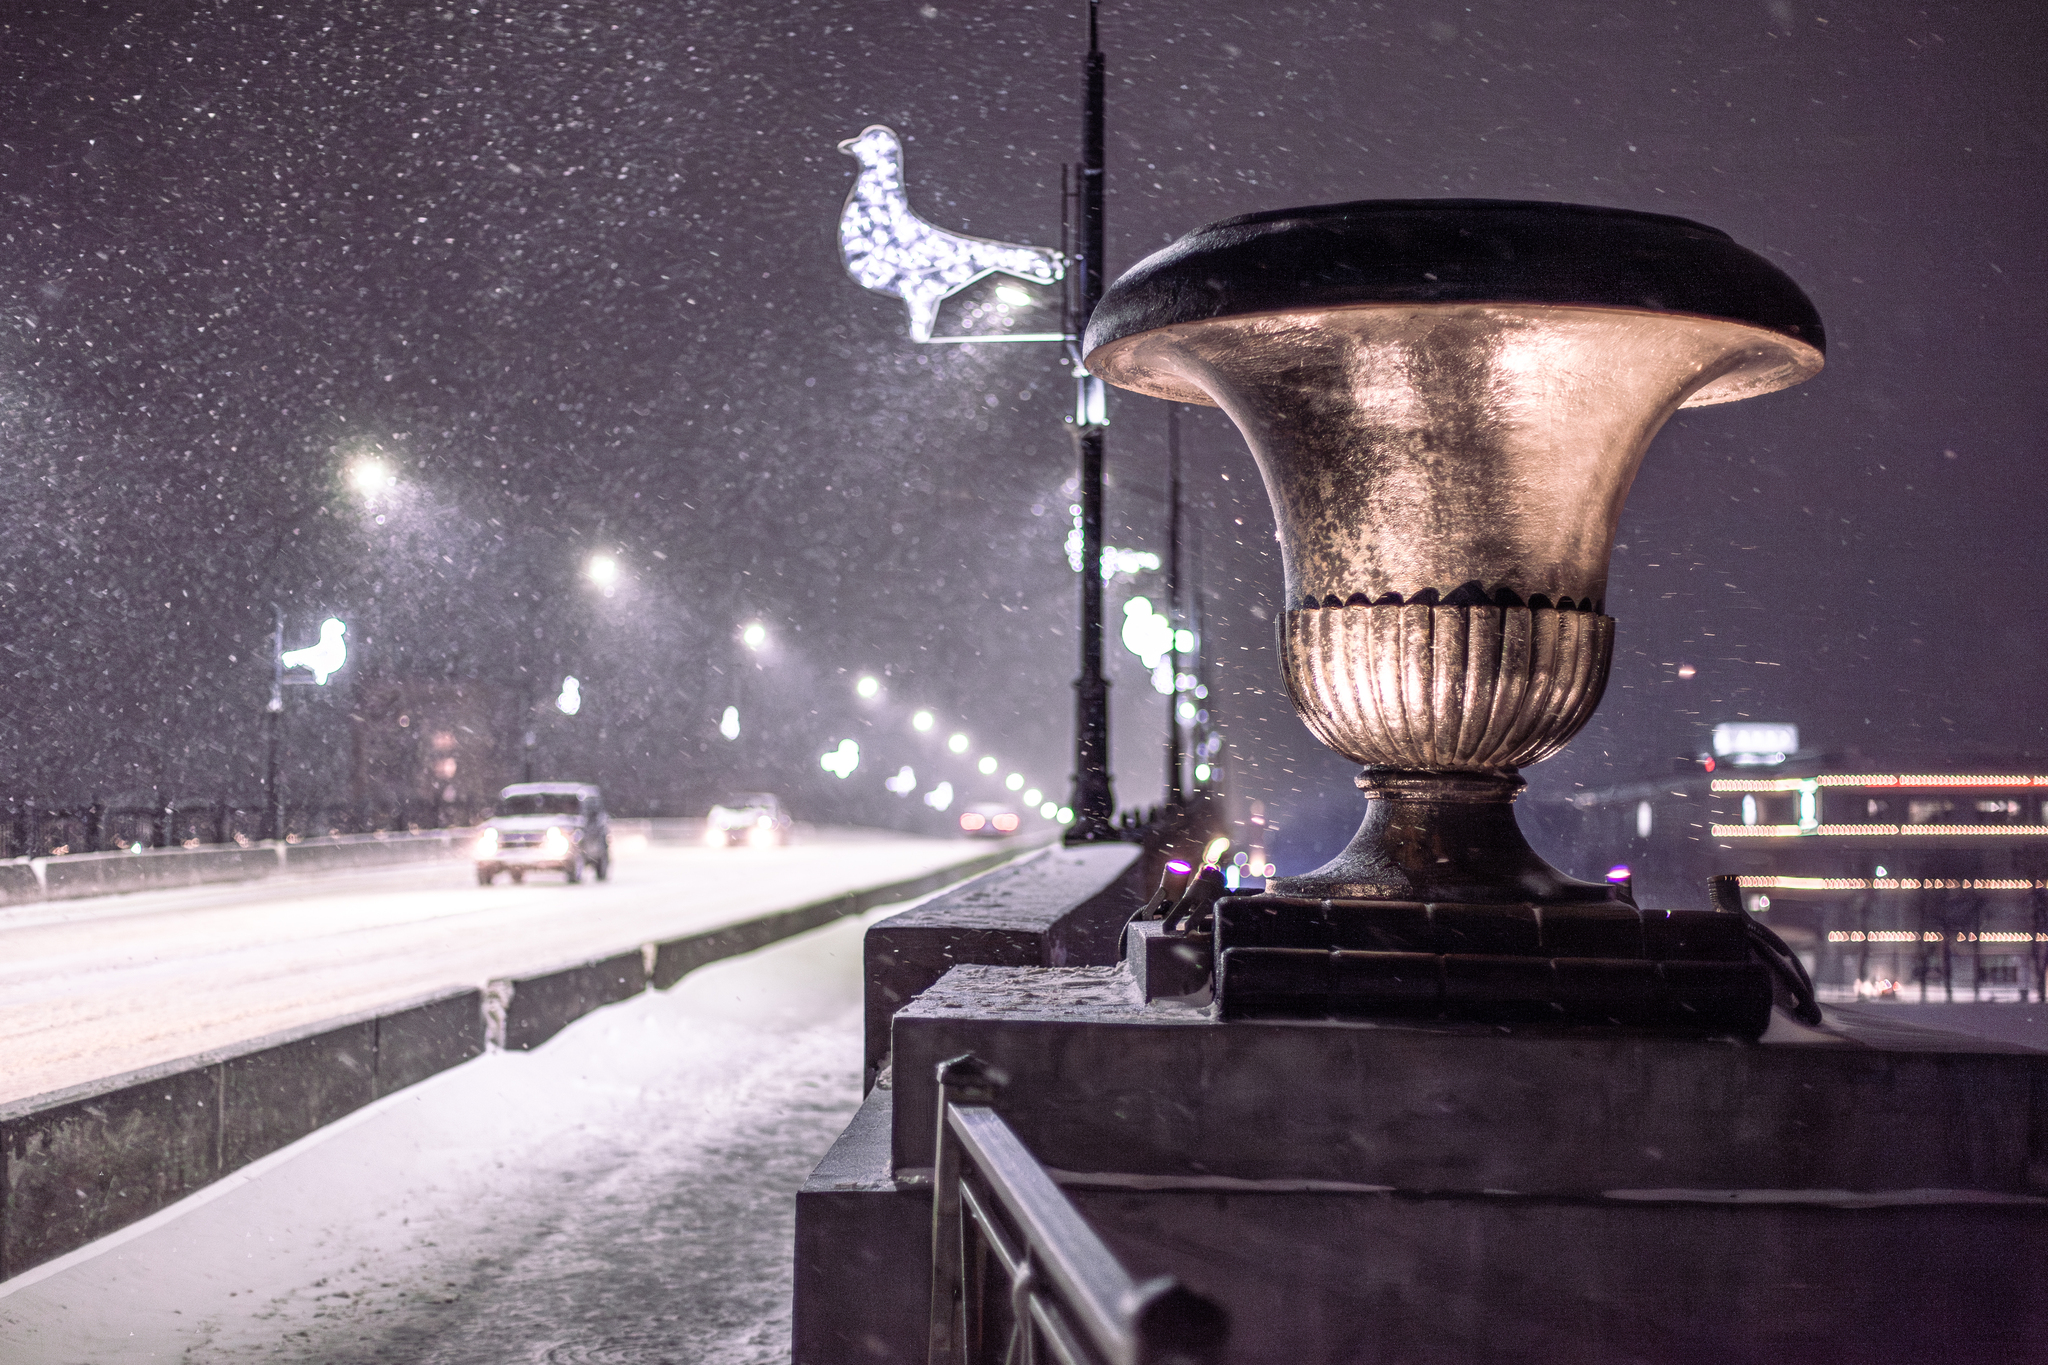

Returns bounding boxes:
[541,827,569,857]
[475,828,499,857]
[746,823,776,847]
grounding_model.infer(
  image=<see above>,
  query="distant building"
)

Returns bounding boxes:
[1545,723,2048,1002]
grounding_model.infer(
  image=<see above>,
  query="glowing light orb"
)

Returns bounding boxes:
[348,458,391,496]
[856,675,880,699]
[556,676,581,716]
[912,710,935,732]
[821,738,861,779]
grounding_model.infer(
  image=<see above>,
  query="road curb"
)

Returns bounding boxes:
[0,988,485,1282]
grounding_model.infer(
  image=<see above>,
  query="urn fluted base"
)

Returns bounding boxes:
[1266,770,1622,905]
[1280,601,1615,773]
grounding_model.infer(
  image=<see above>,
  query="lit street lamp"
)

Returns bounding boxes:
[832,3,1121,846]
[264,609,349,842]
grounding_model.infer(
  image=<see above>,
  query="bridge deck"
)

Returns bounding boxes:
[0,834,988,1107]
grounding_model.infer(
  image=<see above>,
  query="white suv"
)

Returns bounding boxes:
[475,783,611,885]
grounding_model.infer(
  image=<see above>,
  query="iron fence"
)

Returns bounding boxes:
[2,794,488,860]
[928,1054,1227,1365]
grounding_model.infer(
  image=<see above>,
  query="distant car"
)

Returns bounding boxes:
[958,803,1021,838]
[706,793,791,848]
[475,782,610,885]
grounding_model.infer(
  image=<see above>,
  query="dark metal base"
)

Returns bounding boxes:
[1214,895,1771,1034]
[1266,769,1620,905]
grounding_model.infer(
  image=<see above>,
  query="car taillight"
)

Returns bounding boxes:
[992,814,1019,832]
[959,812,986,831]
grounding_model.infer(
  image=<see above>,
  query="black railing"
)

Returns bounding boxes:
[929,1055,1227,1365]
[2,795,486,859]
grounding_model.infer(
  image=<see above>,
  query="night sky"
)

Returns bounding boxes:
[1,2,2042,869]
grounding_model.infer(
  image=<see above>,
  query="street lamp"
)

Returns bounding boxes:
[348,457,393,498]
[264,610,349,842]
[832,3,1121,847]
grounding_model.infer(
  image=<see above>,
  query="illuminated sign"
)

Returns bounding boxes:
[1713,823,2048,838]
[1714,773,2048,792]
[1712,721,1797,766]
[836,125,1064,344]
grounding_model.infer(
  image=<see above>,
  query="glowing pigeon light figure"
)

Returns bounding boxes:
[836,125,1064,343]
[556,676,581,716]
[281,618,347,685]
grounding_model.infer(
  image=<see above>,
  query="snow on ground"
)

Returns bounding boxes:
[0,833,984,1105]
[0,898,902,1363]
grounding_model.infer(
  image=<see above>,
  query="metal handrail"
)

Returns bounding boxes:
[929,1053,1227,1365]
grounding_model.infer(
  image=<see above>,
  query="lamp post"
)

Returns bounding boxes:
[1164,402,1185,812]
[264,608,348,842]
[263,607,285,842]
[1062,0,1118,843]
[833,3,1122,845]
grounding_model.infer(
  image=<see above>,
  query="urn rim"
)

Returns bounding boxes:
[1082,197,1825,397]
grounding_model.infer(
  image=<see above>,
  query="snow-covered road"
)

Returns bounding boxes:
[0,895,900,1362]
[0,833,993,1106]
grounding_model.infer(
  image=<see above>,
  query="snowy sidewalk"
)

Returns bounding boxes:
[0,898,893,1362]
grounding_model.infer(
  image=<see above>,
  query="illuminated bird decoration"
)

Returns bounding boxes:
[281,618,347,685]
[836,125,1064,343]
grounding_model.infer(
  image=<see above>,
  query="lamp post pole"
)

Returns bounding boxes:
[263,605,285,842]
[1165,402,1185,811]
[1065,0,1117,843]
